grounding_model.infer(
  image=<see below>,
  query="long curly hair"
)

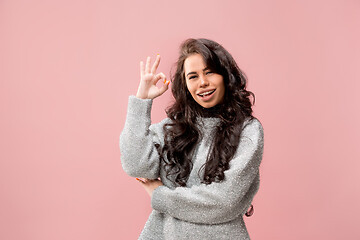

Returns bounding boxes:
[158,38,256,190]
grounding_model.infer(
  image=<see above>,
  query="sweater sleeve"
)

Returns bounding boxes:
[119,95,168,179]
[151,118,264,224]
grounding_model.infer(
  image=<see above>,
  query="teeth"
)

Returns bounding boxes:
[199,90,214,96]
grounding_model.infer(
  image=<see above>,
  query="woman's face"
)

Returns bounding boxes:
[184,53,225,108]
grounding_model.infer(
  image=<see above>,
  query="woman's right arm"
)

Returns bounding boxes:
[119,55,170,179]
[119,96,169,179]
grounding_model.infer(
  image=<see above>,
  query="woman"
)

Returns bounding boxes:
[120,38,264,239]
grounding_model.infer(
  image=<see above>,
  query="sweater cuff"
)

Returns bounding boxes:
[151,185,168,213]
[127,95,153,119]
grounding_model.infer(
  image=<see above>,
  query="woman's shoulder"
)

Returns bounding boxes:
[241,116,264,141]
[243,116,263,129]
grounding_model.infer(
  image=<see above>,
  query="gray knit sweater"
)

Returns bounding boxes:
[119,96,264,240]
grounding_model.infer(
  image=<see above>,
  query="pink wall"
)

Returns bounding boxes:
[1,0,359,239]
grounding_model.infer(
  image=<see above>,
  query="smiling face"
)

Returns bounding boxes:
[184,53,225,108]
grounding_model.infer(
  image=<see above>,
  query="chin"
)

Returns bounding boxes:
[196,101,217,108]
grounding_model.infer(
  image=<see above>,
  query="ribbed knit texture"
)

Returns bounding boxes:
[119,95,264,240]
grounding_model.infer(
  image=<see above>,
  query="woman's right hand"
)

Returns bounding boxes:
[136,55,170,99]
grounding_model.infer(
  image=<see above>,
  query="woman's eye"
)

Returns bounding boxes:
[189,72,212,79]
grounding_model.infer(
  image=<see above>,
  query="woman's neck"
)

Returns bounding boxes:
[196,103,223,118]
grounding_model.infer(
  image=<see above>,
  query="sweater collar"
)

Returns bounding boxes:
[193,103,223,131]
[194,102,224,118]
[195,116,221,132]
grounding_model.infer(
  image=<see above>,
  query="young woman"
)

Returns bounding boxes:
[120,38,264,240]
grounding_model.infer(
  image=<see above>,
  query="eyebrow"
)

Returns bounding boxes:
[186,67,210,77]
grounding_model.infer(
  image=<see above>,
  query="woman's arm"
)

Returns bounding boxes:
[119,96,169,179]
[150,119,264,224]
[119,55,170,179]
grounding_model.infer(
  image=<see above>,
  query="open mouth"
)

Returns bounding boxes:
[197,89,216,97]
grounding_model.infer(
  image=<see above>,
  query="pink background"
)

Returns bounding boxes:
[1,0,359,239]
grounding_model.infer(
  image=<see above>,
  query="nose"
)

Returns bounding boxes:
[199,74,209,87]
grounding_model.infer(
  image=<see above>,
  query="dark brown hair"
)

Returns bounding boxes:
[158,38,256,189]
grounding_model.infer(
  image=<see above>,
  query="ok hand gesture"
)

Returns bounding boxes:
[136,55,170,99]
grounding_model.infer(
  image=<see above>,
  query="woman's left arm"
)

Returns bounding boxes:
[150,119,264,225]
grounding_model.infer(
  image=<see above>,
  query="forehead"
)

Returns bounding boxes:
[184,54,206,74]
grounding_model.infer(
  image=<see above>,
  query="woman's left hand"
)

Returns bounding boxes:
[136,178,164,198]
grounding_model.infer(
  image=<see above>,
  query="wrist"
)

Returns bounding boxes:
[136,93,156,100]
[135,90,149,99]
[135,94,147,99]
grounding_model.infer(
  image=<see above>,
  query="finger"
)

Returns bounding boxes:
[135,178,145,183]
[151,54,160,74]
[153,72,166,84]
[153,73,162,84]
[140,61,144,78]
[137,177,148,183]
[158,79,170,96]
[145,56,151,73]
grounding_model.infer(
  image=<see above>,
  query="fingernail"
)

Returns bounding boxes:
[167,81,170,85]
[163,79,166,84]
